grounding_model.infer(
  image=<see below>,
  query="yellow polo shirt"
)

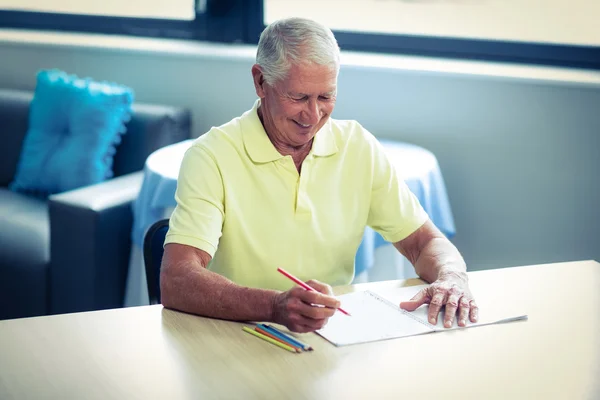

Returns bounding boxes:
[165,100,428,290]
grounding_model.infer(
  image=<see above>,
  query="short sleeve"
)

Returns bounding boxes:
[366,137,429,243]
[164,144,224,256]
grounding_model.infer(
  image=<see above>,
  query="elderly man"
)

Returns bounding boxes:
[161,17,478,333]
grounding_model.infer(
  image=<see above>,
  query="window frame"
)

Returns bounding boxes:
[0,0,264,43]
[0,10,206,40]
[0,0,598,70]
[332,31,600,70]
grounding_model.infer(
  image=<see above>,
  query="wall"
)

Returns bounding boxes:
[1,30,599,271]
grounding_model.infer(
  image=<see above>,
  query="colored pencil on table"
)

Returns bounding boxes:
[257,323,308,350]
[276,267,351,316]
[260,324,313,351]
[242,326,300,353]
[254,326,303,352]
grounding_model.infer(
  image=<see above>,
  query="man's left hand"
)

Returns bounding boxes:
[399,272,478,328]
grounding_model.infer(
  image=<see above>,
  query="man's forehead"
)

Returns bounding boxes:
[287,87,337,95]
[285,63,337,79]
[280,76,338,95]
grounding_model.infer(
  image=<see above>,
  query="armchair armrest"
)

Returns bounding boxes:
[48,172,143,315]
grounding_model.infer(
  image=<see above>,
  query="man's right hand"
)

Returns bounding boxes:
[271,280,340,333]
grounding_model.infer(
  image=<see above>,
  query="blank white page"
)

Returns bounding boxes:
[316,290,433,346]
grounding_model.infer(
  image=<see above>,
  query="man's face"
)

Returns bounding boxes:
[253,62,338,147]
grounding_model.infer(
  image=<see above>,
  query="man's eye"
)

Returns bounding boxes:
[293,96,307,101]
[319,96,331,101]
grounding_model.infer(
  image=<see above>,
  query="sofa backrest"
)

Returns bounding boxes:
[0,89,32,187]
[113,103,191,177]
[0,89,192,188]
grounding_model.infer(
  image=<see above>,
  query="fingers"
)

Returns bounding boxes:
[274,288,335,333]
[427,289,447,325]
[287,314,330,333]
[399,288,430,311]
[443,288,461,328]
[397,281,478,328]
[284,298,332,333]
[469,300,479,323]
[457,297,470,327]
[298,302,336,319]
[295,287,340,311]
[306,279,334,296]
[284,288,336,319]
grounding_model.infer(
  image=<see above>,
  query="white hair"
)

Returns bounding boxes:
[256,17,340,86]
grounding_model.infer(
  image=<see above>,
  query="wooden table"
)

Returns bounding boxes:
[1,260,599,399]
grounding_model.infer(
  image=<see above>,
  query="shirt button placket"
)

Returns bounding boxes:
[296,157,312,220]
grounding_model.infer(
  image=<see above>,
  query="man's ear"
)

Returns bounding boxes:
[251,64,266,98]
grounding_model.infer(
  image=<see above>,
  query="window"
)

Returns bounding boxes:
[265,0,600,47]
[0,0,259,42]
[2,0,196,20]
[264,0,600,69]
[1,0,598,69]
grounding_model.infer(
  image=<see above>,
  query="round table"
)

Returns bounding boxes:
[125,139,455,306]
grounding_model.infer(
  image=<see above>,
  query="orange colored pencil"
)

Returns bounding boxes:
[255,326,303,352]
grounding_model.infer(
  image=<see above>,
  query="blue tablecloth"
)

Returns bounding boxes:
[132,139,455,275]
[354,140,456,275]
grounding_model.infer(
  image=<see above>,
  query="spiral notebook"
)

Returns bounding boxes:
[316,285,528,347]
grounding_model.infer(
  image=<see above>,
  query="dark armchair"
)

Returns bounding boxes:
[0,89,191,319]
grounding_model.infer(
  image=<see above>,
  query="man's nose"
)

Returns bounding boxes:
[303,99,321,125]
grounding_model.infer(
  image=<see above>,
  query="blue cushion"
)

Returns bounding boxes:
[10,70,134,197]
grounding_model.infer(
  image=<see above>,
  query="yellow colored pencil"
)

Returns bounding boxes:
[242,326,300,353]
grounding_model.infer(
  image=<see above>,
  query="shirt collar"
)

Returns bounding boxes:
[311,119,338,157]
[242,99,338,163]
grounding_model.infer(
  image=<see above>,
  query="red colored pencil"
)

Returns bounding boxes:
[277,267,351,316]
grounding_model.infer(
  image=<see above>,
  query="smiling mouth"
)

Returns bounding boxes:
[293,120,311,128]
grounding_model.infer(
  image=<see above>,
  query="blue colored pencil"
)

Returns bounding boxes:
[259,324,308,350]
[259,324,313,351]
[256,324,295,347]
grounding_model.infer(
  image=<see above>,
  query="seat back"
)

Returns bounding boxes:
[143,219,170,305]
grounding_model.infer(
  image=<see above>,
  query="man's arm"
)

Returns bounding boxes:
[394,220,467,284]
[160,243,340,332]
[160,243,279,321]
[393,220,478,327]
